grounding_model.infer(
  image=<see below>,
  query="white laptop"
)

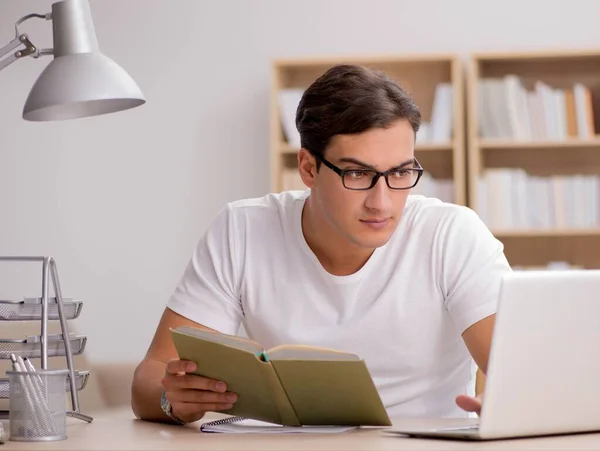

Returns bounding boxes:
[386,269,600,440]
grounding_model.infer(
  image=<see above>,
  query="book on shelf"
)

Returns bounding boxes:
[278,88,303,148]
[170,326,392,427]
[416,82,453,144]
[478,75,597,141]
[477,168,600,230]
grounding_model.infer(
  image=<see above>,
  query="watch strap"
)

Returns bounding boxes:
[160,390,187,425]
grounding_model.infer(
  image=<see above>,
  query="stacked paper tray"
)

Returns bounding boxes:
[0,334,87,359]
[0,298,83,321]
[0,370,89,399]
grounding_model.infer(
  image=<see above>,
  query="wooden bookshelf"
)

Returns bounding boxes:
[466,49,600,269]
[270,54,467,205]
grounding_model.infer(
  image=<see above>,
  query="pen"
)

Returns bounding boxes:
[9,353,20,372]
[22,357,36,373]
[15,356,27,373]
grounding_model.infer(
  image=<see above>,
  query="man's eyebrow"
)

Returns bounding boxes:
[338,157,417,171]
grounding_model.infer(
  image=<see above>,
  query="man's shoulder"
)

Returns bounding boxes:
[200,190,308,254]
[404,194,479,226]
[226,189,308,215]
[402,195,497,254]
[218,190,308,234]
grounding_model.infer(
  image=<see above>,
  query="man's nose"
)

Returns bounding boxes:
[364,176,393,211]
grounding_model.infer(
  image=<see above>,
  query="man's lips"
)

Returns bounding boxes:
[360,218,391,230]
[360,218,390,223]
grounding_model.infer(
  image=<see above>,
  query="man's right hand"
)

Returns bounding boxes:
[161,359,238,423]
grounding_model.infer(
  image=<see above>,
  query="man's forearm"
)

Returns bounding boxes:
[131,359,171,423]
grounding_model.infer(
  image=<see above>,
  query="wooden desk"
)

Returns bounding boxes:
[2,408,600,450]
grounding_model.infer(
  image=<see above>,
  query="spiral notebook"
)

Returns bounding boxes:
[200,416,356,434]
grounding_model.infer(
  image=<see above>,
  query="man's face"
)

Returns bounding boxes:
[308,119,417,250]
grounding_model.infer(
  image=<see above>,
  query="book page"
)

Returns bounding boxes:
[266,344,360,361]
[173,326,264,355]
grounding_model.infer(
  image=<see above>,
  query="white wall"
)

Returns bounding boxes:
[1,0,599,365]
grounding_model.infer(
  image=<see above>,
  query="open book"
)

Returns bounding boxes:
[170,326,391,427]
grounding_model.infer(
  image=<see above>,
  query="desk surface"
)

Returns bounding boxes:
[2,408,600,450]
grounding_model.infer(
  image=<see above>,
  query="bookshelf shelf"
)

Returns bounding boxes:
[271,54,466,205]
[479,137,600,150]
[417,143,454,152]
[482,145,600,177]
[493,228,600,238]
[279,143,297,154]
[498,232,600,269]
[467,49,600,269]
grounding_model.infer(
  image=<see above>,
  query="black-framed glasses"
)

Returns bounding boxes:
[315,154,424,191]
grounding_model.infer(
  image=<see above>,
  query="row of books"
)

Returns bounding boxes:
[279,77,599,146]
[478,76,597,140]
[282,165,600,231]
[477,168,600,230]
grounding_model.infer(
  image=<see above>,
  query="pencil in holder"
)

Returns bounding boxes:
[7,369,68,441]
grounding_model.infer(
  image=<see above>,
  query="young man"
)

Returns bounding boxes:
[131,64,512,425]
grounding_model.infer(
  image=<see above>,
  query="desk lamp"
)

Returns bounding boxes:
[0,0,145,425]
[0,0,145,120]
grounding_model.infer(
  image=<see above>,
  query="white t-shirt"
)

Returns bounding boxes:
[167,189,512,419]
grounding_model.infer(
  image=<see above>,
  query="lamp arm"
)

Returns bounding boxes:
[0,12,53,72]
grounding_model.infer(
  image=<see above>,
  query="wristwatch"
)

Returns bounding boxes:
[160,390,187,425]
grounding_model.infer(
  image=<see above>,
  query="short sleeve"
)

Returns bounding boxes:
[439,206,512,334]
[167,204,243,335]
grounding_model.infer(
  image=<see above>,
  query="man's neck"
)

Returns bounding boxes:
[301,196,374,277]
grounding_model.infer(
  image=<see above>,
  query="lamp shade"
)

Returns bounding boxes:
[22,0,145,121]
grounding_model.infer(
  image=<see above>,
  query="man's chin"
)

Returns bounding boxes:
[351,230,395,249]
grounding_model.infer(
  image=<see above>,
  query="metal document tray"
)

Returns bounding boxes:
[0,334,87,359]
[0,297,83,321]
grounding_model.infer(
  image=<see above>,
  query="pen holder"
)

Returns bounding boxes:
[7,369,68,442]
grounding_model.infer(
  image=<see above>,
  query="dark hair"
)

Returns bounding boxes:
[295,64,421,167]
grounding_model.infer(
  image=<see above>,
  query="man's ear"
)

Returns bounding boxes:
[297,148,317,188]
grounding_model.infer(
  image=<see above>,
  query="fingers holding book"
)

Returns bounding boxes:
[163,359,230,393]
[165,359,197,376]
[161,359,238,423]
[168,388,237,405]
